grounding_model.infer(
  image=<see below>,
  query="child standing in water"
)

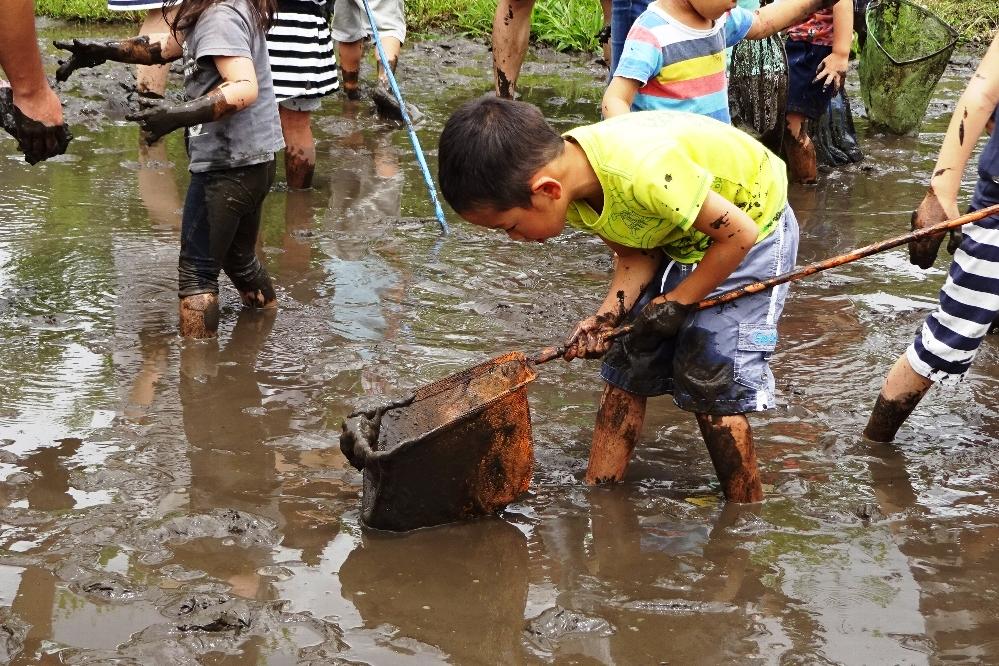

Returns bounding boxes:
[438,97,799,502]
[782,0,853,183]
[864,32,999,442]
[56,0,285,339]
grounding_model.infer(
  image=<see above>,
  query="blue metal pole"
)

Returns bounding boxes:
[358,0,449,234]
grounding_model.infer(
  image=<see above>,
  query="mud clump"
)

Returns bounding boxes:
[137,509,280,549]
[0,609,29,664]
[72,574,146,603]
[524,605,615,651]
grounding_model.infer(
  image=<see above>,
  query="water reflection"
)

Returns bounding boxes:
[340,519,530,663]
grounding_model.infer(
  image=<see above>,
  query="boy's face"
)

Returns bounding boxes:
[689,0,737,20]
[462,196,568,243]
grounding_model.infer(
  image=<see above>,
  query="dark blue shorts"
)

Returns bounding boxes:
[786,39,837,120]
[601,207,800,415]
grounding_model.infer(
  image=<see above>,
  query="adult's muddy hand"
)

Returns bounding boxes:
[909,189,957,269]
[0,86,72,165]
[53,39,114,82]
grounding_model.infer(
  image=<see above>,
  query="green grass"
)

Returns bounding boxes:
[408,0,605,52]
[36,0,141,22]
[923,0,999,46]
[34,0,997,49]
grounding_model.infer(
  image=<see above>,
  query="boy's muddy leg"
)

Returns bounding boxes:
[492,0,535,98]
[585,383,646,485]
[337,40,364,100]
[784,112,817,184]
[279,106,315,190]
[695,413,762,503]
[178,293,220,339]
[864,355,933,443]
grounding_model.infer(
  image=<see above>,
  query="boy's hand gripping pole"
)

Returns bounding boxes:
[359,0,449,235]
[531,202,999,364]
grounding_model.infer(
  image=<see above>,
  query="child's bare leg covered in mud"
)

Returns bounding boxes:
[696,413,762,502]
[331,0,407,119]
[279,99,319,190]
[586,383,646,484]
[492,0,535,98]
[586,383,763,502]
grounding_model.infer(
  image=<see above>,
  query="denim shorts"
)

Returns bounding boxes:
[786,39,837,120]
[601,206,800,415]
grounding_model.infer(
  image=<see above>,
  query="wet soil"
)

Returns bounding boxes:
[0,22,997,664]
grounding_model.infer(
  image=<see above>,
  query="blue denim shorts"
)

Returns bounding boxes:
[786,39,837,120]
[601,207,800,415]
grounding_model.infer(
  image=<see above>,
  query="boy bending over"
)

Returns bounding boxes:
[438,97,798,502]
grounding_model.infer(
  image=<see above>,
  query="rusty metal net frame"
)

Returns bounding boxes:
[376,352,538,453]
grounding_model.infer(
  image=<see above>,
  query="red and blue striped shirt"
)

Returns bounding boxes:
[614,5,754,122]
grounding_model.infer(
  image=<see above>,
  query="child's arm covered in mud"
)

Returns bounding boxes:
[127,55,259,144]
[53,34,183,82]
[563,241,660,360]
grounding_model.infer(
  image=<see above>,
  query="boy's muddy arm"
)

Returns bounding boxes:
[564,242,659,360]
[745,0,841,40]
[54,34,182,82]
[126,56,258,144]
[653,191,756,307]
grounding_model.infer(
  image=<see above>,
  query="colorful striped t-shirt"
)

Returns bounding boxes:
[613,5,755,122]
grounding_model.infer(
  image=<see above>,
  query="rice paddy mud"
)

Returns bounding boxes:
[0,21,996,664]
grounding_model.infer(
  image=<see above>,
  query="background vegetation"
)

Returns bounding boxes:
[34,0,998,49]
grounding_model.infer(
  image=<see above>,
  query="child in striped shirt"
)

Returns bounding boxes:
[601,0,838,121]
[864,32,999,443]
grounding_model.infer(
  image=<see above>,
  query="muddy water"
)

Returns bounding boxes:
[0,22,996,664]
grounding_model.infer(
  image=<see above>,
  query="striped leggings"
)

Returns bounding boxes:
[908,206,999,385]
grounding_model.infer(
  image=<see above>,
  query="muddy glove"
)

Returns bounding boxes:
[626,299,693,350]
[908,189,953,269]
[946,228,963,255]
[54,36,168,82]
[0,86,72,165]
[126,91,224,145]
[602,299,693,369]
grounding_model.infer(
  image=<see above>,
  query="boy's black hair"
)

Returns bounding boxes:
[438,96,564,214]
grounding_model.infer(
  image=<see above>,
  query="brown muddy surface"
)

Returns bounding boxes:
[0,21,997,664]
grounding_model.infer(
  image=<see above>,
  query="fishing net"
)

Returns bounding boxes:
[859,0,957,134]
[728,31,788,153]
